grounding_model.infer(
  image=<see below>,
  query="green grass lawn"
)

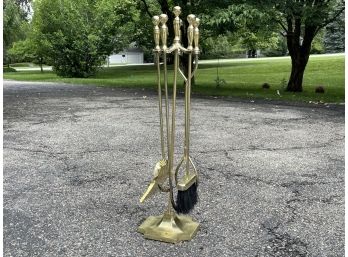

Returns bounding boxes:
[4,54,344,103]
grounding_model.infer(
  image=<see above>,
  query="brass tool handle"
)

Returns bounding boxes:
[173,6,181,44]
[160,14,170,161]
[155,51,165,159]
[187,14,195,51]
[153,16,161,52]
[185,49,193,176]
[166,6,182,214]
[153,15,165,159]
[160,14,168,51]
[193,18,200,55]
[167,48,179,214]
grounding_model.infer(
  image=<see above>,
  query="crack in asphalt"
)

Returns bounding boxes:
[4,145,137,190]
[198,139,344,156]
[257,222,309,257]
[196,151,343,256]
[281,181,343,224]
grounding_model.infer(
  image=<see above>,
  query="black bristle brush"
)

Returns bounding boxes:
[174,181,198,214]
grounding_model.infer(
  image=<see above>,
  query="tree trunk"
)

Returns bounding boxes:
[286,18,316,92]
[247,49,257,58]
[40,57,43,73]
[287,54,309,92]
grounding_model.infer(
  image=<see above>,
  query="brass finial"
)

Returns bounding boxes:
[152,15,160,25]
[187,14,195,51]
[173,6,181,17]
[159,14,168,51]
[193,18,200,54]
[153,16,161,51]
[194,17,200,26]
[173,6,182,43]
[159,14,168,23]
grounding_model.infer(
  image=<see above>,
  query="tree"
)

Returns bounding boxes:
[180,0,344,92]
[6,0,32,14]
[8,40,33,63]
[138,1,344,92]
[310,30,325,54]
[31,0,137,77]
[8,33,49,72]
[324,11,345,53]
[247,0,345,92]
[203,4,280,58]
[3,0,29,65]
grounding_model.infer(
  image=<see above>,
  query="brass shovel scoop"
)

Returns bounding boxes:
[140,160,168,202]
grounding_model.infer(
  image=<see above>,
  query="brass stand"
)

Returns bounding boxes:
[138,212,199,243]
[138,6,201,243]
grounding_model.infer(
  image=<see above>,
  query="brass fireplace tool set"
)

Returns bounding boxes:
[138,6,200,243]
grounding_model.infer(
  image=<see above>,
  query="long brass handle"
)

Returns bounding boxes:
[185,53,192,176]
[155,52,165,159]
[153,15,165,159]
[166,48,179,213]
[160,14,169,160]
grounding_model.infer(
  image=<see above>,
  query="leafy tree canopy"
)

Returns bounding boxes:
[3,0,30,64]
[203,0,344,91]
[31,0,138,77]
[324,11,345,53]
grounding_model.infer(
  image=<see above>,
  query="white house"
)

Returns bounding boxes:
[108,47,144,65]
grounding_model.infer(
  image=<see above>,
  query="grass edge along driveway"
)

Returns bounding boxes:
[4,54,344,104]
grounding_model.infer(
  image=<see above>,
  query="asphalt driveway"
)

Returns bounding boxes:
[3,80,344,257]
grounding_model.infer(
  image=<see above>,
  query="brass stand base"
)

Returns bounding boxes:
[138,212,199,243]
